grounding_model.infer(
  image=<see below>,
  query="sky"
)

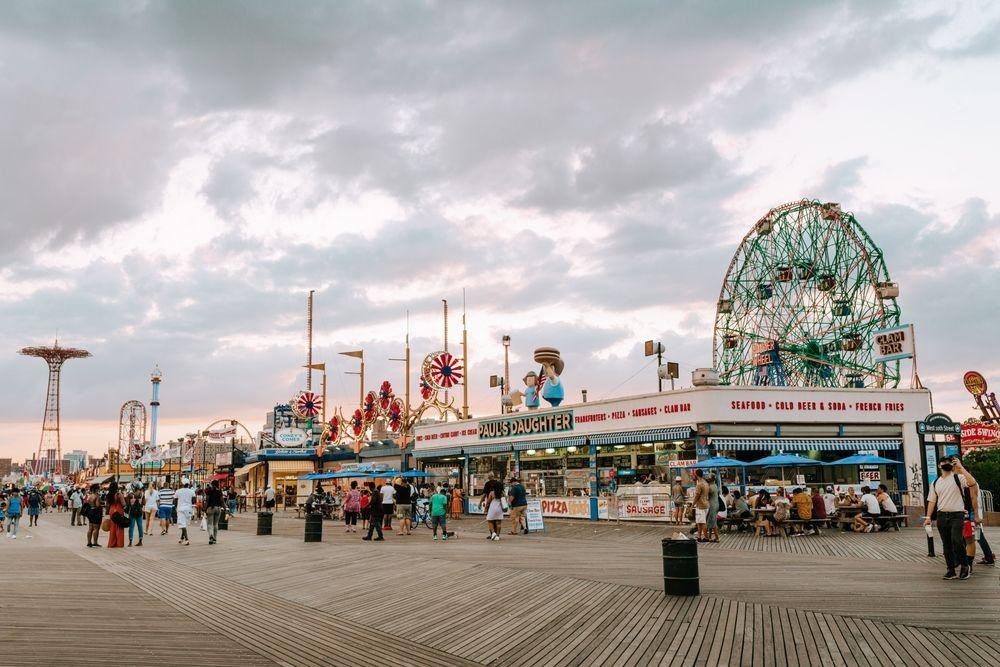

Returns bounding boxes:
[1,0,998,461]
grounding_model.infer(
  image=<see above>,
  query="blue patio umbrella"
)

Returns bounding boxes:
[686,456,748,469]
[748,453,823,487]
[825,454,899,466]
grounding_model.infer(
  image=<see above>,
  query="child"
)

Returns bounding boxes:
[360,489,371,531]
[430,486,449,540]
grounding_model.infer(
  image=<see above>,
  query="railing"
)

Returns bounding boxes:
[982,489,994,514]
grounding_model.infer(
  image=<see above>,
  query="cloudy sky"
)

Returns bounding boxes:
[1,1,998,460]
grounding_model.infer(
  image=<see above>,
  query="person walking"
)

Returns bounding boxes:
[393,477,412,536]
[227,488,238,517]
[450,484,464,520]
[25,486,42,527]
[431,485,449,540]
[174,479,195,546]
[362,482,385,541]
[6,488,21,539]
[85,484,102,547]
[484,479,504,541]
[705,473,721,542]
[380,480,395,531]
[343,481,361,533]
[507,477,528,535]
[157,482,175,536]
[671,476,686,524]
[105,481,127,549]
[127,488,144,547]
[69,487,83,527]
[925,456,978,580]
[143,483,158,535]
[238,487,248,513]
[692,470,710,542]
[263,485,275,511]
[205,480,224,545]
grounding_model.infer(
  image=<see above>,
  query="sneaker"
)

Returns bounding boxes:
[487,533,494,540]
[959,566,970,580]
[373,537,384,541]
[492,534,500,541]
[943,571,958,580]
[361,536,371,541]
[977,558,995,566]
[433,535,438,540]
[442,535,448,541]
[9,535,15,540]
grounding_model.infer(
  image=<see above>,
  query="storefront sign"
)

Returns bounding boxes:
[964,371,988,396]
[654,452,676,466]
[216,452,232,466]
[252,448,317,459]
[274,428,309,446]
[208,426,237,442]
[526,500,544,532]
[917,413,961,435]
[618,496,671,520]
[872,324,914,363]
[478,411,573,439]
[961,421,1000,445]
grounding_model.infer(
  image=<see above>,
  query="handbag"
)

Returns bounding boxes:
[962,519,974,539]
[111,512,130,528]
[200,517,208,531]
[101,517,111,532]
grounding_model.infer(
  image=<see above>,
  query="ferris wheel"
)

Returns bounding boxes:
[713,200,901,388]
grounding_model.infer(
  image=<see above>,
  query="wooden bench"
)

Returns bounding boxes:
[877,514,908,531]
[781,519,825,536]
[720,516,753,533]
[294,504,307,519]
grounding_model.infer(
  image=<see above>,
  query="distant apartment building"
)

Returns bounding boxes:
[0,458,11,477]
[65,450,88,473]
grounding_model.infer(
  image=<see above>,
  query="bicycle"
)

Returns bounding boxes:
[412,499,432,529]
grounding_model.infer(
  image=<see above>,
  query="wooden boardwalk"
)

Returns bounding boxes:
[2,512,998,666]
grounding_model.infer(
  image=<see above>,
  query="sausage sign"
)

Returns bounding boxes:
[872,324,914,363]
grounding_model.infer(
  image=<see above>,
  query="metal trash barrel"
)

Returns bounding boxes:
[256,511,273,536]
[662,538,699,596]
[218,511,229,531]
[304,512,323,543]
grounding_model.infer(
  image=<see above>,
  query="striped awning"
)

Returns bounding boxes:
[710,438,902,452]
[463,442,517,455]
[413,447,464,460]
[512,436,587,452]
[589,427,693,446]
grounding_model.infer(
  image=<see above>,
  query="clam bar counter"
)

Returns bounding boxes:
[412,385,931,521]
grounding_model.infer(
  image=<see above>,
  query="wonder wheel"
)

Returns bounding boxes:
[713,200,901,388]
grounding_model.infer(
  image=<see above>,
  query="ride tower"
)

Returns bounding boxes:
[19,340,92,476]
[149,365,162,452]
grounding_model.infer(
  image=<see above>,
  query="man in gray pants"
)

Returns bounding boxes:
[925,456,978,580]
[205,480,225,545]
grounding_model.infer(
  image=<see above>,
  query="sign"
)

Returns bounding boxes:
[961,422,1000,446]
[208,426,237,442]
[795,474,805,485]
[274,428,309,447]
[216,452,233,466]
[654,452,676,466]
[751,340,777,367]
[872,324,914,363]
[526,500,544,532]
[964,371,987,396]
[859,470,880,484]
[917,413,961,435]
[478,411,574,439]
[925,445,938,485]
[618,495,670,520]
[667,459,694,468]
[249,448,317,460]
[637,495,653,511]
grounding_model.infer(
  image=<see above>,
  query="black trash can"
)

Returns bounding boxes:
[256,511,273,536]
[304,512,323,543]
[662,538,699,596]
[218,511,229,531]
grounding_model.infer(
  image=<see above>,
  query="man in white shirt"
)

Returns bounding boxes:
[822,486,837,516]
[264,485,275,510]
[925,456,978,580]
[380,482,395,531]
[174,480,195,546]
[852,487,881,532]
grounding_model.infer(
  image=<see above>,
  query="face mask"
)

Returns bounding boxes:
[940,464,953,472]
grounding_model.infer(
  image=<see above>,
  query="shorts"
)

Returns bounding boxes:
[431,515,447,530]
[397,506,412,520]
[157,507,173,520]
[694,508,707,524]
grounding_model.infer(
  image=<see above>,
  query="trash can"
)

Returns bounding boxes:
[218,511,229,531]
[662,538,699,596]
[256,511,273,536]
[304,512,323,543]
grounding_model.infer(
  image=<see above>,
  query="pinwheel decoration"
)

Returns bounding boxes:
[350,408,366,438]
[418,376,434,400]
[327,414,342,441]
[423,351,464,390]
[378,380,394,412]
[292,391,323,419]
[387,397,404,432]
[362,390,378,423]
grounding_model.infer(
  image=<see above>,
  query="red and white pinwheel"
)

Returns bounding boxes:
[362,391,378,423]
[386,397,404,432]
[350,408,366,438]
[327,414,342,442]
[378,380,394,412]
[424,351,463,390]
[293,391,323,419]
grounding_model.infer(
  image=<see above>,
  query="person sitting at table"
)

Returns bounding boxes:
[752,489,776,536]
[790,487,813,535]
[822,486,837,516]
[875,484,898,529]
[770,488,791,535]
[853,486,881,532]
[731,491,752,529]
[811,487,828,523]
[845,487,860,506]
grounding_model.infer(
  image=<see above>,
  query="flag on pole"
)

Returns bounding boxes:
[339,350,363,359]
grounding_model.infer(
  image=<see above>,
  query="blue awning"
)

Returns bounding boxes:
[463,442,517,455]
[589,427,693,446]
[710,438,901,452]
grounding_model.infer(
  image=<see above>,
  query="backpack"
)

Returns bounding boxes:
[930,474,972,520]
